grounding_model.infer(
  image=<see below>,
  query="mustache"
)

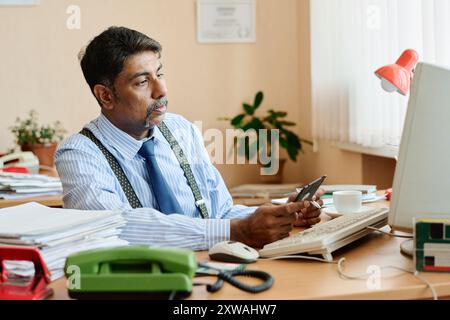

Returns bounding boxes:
[147,96,168,115]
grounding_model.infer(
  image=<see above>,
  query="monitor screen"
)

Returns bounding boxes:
[389,62,450,232]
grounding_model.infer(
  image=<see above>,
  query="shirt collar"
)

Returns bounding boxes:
[96,114,168,161]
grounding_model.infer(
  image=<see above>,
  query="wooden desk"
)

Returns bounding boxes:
[0,191,265,209]
[48,199,450,300]
[0,166,268,209]
[0,194,64,209]
[0,195,266,209]
[0,194,268,210]
[48,231,450,300]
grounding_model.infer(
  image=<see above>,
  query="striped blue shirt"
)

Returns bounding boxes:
[55,113,256,250]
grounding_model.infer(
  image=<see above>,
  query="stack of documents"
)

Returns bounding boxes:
[230,183,301,198]
[320,185,377,195]
[0,202,128,281]
[0,172,63,200]
[320,184,380,206]
[271,184,385,206]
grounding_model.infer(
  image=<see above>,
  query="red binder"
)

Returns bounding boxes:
[0,246,53,300]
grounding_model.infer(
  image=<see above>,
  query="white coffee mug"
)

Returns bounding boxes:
[333,191,362,213]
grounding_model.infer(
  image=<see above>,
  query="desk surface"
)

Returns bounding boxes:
[48,199,450,300]
[0,178,268,209]
[8,172,446,299]
[0,195,265,209]
[0,195,64,209]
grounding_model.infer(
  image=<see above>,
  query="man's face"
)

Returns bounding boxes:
[107,51,168,139]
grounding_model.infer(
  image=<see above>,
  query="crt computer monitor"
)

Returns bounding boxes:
[389,62,450,233]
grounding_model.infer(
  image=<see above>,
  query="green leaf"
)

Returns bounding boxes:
[272,120,282,129]
[231,114,245,127]
[251,118,265,130]
[243,103,254,115]
[241,118,265,131]
[279,121,296,126]
[282,129,301,141]
[275,111,288,118]
[241,122,254,132]
[286,134,301,149]
[286,145,299,162]
[280,129,302,156]
[279,137,289,149]
[253,91,264,110]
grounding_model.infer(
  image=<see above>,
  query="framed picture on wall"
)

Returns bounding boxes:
[197,0,256,43]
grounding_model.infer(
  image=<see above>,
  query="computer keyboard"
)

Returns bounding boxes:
[259,207,389,261]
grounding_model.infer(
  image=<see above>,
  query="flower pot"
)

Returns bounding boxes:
[258,158,287,184]
[21,143,58,168]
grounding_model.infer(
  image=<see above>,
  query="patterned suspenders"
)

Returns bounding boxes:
[80,122,209,219]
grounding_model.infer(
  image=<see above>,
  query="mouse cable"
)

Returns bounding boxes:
[339,228,434,300]
[366,226,413,239]
[260,255,337,263]
[337,257,438,300]
[259,256,437,300]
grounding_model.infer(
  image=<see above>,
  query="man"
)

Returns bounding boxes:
[55,26,323,250]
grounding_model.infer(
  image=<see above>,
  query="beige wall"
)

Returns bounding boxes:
[0,0,394,188]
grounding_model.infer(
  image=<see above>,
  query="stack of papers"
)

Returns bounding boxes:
[0,202,128,281]
[0,172,63,200]
[320,184,381,207]
[271,194,386,206]
[321,185,377,195]
[230,183,301,198]
[320,194,386,207]
[271,184,385,206]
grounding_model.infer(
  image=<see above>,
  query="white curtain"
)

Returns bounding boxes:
[310,0,450,148]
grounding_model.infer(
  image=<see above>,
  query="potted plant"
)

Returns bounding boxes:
[10,110,66,168]
[222,91,313,183]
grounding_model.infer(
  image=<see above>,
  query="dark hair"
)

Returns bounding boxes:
[79,26,161,100]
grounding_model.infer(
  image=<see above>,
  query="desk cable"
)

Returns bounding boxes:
[366,226,413,239]
[337,258,438,300]
[366,226,415,255]
[260,226,438,300]
[364,227,437,300]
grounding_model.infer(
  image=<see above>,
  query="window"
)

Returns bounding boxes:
[310,0,450,150]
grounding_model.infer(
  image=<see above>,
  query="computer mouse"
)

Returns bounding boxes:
[208,241,259,264]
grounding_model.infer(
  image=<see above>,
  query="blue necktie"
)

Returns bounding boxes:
[138,138,183,214]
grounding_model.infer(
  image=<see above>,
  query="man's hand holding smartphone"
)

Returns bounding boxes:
[230,176,326,248]
[288,176,326,227]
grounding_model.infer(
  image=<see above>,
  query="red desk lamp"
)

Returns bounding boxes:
[375,49,419,95]
[375,49,419,204]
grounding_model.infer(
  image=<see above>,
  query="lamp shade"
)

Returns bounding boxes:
[375,49,419,95]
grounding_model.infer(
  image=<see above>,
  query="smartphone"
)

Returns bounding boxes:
[295,175,327,202]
